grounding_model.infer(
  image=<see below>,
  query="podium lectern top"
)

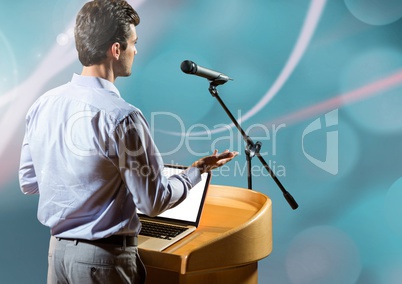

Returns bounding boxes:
[139,184,272,276]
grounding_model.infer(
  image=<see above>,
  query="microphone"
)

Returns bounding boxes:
[180,60,232,85]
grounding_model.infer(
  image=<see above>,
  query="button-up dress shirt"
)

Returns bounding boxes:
[19,74,201,240]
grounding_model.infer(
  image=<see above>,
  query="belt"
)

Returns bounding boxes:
[57,235,138,246]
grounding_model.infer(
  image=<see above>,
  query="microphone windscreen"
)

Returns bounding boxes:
[180,60,197,74]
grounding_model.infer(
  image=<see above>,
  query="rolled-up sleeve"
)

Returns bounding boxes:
[112,111,201,217]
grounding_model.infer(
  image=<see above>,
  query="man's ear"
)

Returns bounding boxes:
[110,42,121,60]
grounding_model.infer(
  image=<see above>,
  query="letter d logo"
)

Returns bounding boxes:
[302,109,338,175]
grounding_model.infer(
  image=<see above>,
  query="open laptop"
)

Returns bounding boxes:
[137,164,211,251]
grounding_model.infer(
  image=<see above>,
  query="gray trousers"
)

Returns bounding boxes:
[47,236,146,284]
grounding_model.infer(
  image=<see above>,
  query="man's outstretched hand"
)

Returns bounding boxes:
[191,150,238,174]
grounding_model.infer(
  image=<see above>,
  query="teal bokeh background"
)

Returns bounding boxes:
[2,0,402,283]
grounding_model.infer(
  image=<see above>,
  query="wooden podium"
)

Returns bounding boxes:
[139,185,272,284]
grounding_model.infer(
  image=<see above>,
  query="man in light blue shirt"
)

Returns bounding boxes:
[19,1,237,283]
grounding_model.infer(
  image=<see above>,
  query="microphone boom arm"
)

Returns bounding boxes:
[208,82,298,210]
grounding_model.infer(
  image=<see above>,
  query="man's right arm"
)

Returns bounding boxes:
[112,112,199,217]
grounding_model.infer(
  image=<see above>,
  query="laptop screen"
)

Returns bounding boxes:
[137,164,211,225]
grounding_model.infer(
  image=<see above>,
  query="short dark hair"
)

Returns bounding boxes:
[74,0,140,66]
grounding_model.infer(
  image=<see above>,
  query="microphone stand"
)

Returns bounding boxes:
[208,81,298,210]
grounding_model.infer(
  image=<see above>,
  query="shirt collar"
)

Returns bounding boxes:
[71,74,121,98]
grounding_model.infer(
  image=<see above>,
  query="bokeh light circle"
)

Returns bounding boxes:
[56,33,69,46]
[344,0,402,25]
[286,226,361,284]
[339,48,402,134]
[385,177,402,237]
[381,261,402,284]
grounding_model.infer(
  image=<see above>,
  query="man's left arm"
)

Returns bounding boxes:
[19,133,39,195]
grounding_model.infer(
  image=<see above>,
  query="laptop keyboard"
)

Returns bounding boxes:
[140,220,188,240]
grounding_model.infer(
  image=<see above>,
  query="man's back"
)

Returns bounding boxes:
[22,74,141,239]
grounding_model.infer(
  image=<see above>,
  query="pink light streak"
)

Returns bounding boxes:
[241,0,327,122]
[267,69,402,126]
[161,0,327,137]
